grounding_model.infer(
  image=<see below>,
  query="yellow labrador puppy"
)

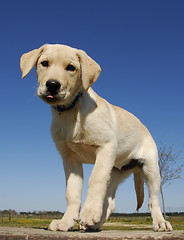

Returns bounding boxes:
[20,44,172,232]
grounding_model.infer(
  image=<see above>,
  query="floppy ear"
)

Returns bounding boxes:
[78,50,101,91]
[20,44,47,78]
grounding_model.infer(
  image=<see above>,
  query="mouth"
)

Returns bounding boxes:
[38,92,67,105]
[42,94,58,104]
[46,94,56,100]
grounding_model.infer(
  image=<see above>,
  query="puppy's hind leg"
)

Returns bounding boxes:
[142,148,173,232]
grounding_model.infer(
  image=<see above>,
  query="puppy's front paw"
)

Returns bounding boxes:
[48,219,60,231]
[48,218,75,231]
[80,205,102,228]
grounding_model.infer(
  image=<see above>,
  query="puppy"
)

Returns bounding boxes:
[20,44,172,232]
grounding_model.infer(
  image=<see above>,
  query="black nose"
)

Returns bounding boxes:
[46,80,61,94]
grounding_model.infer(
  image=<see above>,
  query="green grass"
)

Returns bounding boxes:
[167,216,184,231]
[0,217,50,229]
[0,216,183,231]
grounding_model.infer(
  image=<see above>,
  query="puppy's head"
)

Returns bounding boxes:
[20,44,101,105]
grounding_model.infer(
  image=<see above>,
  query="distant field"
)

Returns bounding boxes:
[0,215,184,231]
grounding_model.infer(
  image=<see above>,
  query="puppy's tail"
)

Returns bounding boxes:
[133,171,144,211]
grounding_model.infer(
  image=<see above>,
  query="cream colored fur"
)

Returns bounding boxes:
[20,44,172,232]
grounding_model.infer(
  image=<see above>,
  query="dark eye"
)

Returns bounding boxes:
[66,64,76,71]
[41,61,49,67]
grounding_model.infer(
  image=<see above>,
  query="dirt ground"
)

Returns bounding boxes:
[0,226,184,240]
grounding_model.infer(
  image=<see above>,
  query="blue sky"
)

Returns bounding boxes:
[0,0,184,213]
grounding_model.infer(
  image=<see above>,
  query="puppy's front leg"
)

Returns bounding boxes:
[49,157,83,231]
[80,143,115,229]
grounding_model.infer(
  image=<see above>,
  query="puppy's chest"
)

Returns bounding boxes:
[51,114,91,145]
